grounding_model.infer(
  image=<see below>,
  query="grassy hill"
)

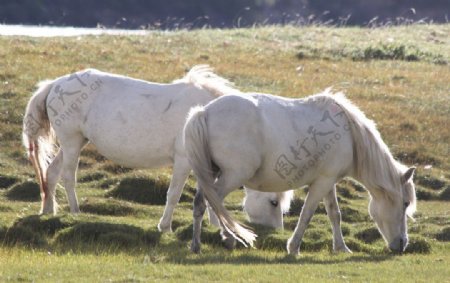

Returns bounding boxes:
[0,24,449,282]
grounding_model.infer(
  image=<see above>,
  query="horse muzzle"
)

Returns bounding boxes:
[389,237,408,253]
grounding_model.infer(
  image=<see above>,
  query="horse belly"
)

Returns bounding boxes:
[95,139,173,168]
[85,116,176,168]
[83,101,180,168]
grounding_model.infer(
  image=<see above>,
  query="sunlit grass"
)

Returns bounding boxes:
[0,244,449,282]
[0,24,449,282]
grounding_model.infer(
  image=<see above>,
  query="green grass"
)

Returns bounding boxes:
[0,24,449,282]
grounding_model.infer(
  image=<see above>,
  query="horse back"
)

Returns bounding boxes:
[204,93,354,191]
[46,69,213,168]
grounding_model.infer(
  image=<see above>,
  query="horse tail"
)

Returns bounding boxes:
[22,80,57,207]
[183,106,257,247]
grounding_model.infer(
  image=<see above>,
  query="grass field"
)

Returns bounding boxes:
[0,24,449,282]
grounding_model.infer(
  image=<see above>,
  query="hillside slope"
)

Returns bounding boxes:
[0,24,449,282]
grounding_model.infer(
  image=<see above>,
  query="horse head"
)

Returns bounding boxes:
[368,167,416,253]
[243,189,294,229]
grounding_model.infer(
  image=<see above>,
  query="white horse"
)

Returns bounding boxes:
[22,66,289,232]
[243,188,294,229]
[184,87,417,254]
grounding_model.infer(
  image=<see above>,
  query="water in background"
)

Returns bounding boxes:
[0,24,151,37]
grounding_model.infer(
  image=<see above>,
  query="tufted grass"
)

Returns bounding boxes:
[0,24,448,282]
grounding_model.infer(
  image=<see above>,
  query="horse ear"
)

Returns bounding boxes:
[402,167,416,183]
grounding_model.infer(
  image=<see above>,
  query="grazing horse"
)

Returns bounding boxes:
[184,87,416,254]
[22,66,290,232]
[243,188,294,229]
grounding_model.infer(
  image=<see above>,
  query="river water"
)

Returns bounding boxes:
[0,24,151,37]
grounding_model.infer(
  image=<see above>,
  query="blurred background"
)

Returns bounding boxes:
[0,0,448,29]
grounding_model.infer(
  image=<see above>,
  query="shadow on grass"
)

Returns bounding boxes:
[78,171,108,183]
[54,222,161,253]
[5,181,40,202]
[0,175,20,189]
[0,213,432,260]
[106,176,194,205]
[79,199,140,216]
[160,240,396,266]
[0,215,162,253]
[0,215,77,248]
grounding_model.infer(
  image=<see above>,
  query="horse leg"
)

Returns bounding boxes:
[287,177,336,255]
[213,171,251,250]
[41,150,63,214]
[191,188,207,253]
[323,187,352,253]
[191,169,250,253]
[60,137,87,213]
[207,203,220,227]
[158,157,191,232]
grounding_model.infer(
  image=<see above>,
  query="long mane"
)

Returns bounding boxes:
[174,65,239,97]
[313,90,406,201]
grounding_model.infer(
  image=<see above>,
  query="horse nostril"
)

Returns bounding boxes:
[390,238,406,253]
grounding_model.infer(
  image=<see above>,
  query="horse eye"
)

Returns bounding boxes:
[270,200,278,207]
[404,202,410,209]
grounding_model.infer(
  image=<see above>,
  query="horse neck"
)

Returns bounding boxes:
[361,151,401,195]
[351,122,403,198]
[327,93,402,197]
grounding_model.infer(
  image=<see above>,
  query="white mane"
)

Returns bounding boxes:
[174,65,239,97]
[312,90,411,204]
[278,190,294,214]
[332,90,417,220]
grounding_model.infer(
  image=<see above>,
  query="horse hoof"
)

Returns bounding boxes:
[191,241,201,254]
[41,202,57,215]
[287,248,300,256]
[335,245,352,253]
[223,237,236,250]
[40,208,56,215]
[287,238,300,255]
[157,222,172,233]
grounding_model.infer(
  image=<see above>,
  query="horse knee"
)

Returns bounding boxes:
[47,150,63,176]
[327,208,342,221]
[61,168,76,189]
[165,189,182,206]
[193,191,206,217]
